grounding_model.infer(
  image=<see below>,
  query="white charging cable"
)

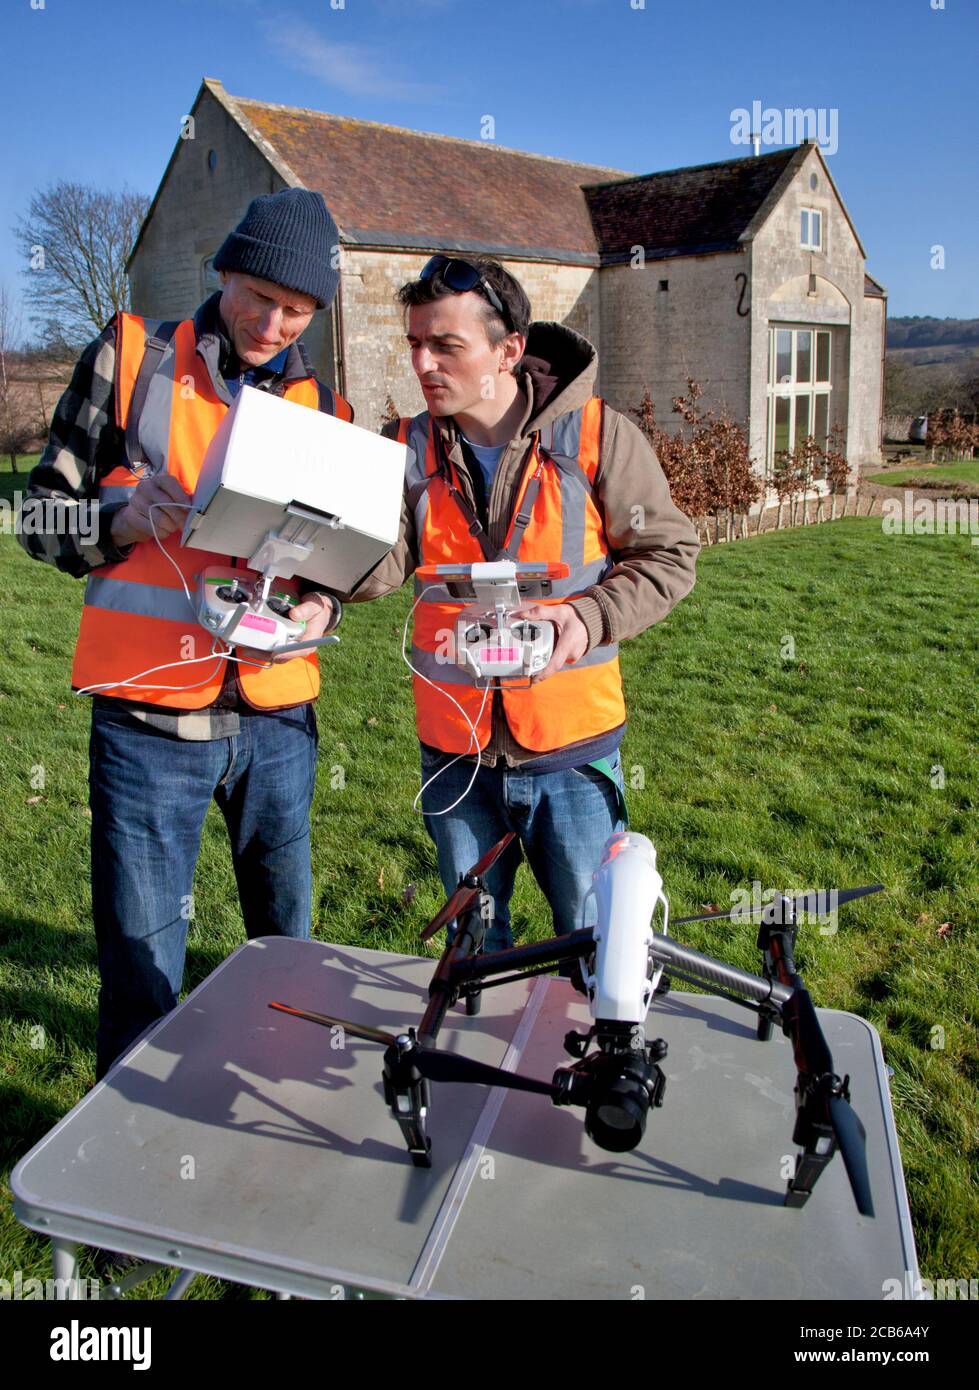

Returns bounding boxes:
[74,501,276,695]
[402,584,491,817]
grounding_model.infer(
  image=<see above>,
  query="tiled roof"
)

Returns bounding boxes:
[583,148,800,263]
[864,272,887,298]
[131,82,820,271]
[234,95,631,264]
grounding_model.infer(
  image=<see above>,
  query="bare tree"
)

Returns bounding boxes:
[15,181,148,345]
[0,286,37,473]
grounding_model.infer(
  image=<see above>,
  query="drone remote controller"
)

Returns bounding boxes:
[196,566,338,655]
[456,614,552,679]
[197,567,305,650]
[416,560,570,684]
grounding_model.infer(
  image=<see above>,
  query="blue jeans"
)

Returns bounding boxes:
[419,745,626,963]
[89,701,318,1079]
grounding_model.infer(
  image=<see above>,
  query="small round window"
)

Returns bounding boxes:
[207,149,218,174]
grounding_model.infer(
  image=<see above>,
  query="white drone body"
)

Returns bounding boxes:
[580,832,670,1025]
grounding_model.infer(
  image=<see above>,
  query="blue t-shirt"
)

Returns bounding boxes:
[460,433,506,495]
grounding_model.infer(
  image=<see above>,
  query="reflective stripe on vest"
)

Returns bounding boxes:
[71,312,351,709]
[404,398,626,753]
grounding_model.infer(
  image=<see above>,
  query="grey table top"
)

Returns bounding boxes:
[12,938,920,1300]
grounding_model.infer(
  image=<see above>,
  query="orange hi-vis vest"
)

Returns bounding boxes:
[403,396,626,753]
[71,312,352,709]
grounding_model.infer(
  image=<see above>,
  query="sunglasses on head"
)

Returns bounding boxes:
[419,255,513,333]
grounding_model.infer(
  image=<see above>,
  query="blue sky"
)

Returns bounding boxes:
[2,0,976,336]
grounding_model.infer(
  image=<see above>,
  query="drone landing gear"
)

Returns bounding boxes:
[450,892,499,1018]
[784,1074,851,1208]
[785,1151,830,1208]
[381,1030,433,1169]
[756,1003,778,1042]
[451,900,489,1017]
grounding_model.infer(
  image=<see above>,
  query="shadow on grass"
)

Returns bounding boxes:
[1,1078,77,1173]
[0,913,96,968]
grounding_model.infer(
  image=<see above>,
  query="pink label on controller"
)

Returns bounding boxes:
[481,648,518,662]
[240,614,278,633]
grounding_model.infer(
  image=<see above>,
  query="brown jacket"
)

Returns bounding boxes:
[348,320,701,766]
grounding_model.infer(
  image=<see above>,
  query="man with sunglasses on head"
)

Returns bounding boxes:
[347,255,700,971]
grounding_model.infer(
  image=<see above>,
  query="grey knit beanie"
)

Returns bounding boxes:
[213,188,339,309]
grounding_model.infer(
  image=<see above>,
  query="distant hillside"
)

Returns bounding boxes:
[884,320,978,417]
[887,317,979,351]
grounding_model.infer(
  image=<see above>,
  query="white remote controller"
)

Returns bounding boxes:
[196,567,308,651]
[455,612,553,679]
[416,559,569,685]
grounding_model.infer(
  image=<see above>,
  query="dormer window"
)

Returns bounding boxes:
[801,208,823,251]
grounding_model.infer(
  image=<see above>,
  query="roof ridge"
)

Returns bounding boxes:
[582,145,800,191]
[230,92,633,178]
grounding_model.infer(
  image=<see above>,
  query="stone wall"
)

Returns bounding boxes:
[340,250,598,431]
[127,87,336,386]
[598,249,751,430]
[749,146,884,475]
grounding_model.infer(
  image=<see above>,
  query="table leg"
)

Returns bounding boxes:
[163,1269,199,1300]
[51,1238,80,1298]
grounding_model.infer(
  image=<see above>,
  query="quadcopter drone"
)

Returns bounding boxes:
[270,831,882,1218]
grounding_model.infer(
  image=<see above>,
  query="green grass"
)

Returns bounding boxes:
[866,459,979,487]
[0,454,39,478]
[1,516,977,1296]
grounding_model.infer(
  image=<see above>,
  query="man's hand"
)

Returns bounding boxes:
[264,592,339,663]
[511,601,589,681]
[110,474,193,547]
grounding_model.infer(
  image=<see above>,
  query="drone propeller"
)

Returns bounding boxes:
[673,883,884,927]
[828,1091,874,1218]
[268,1000,394,1046]
[268,999,556,1097]
[410,1048,556,1096]
[419,831,517,942]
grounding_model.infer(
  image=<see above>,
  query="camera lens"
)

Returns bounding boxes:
[587,1090,649,1152]
[584,1054,657,1152]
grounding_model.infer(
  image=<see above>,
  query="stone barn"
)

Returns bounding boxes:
[127,78,886,476]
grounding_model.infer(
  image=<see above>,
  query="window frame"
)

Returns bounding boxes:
[800,207,824,252]
[766,326,833,475]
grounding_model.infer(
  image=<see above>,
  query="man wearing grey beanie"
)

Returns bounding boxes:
[19,188,352,1100]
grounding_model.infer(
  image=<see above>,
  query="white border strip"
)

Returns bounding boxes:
[408,974,551,1294]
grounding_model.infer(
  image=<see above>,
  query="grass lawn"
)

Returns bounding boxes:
[866,459,979,487]
[1,510,976,1298]
[0,455,40,484]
